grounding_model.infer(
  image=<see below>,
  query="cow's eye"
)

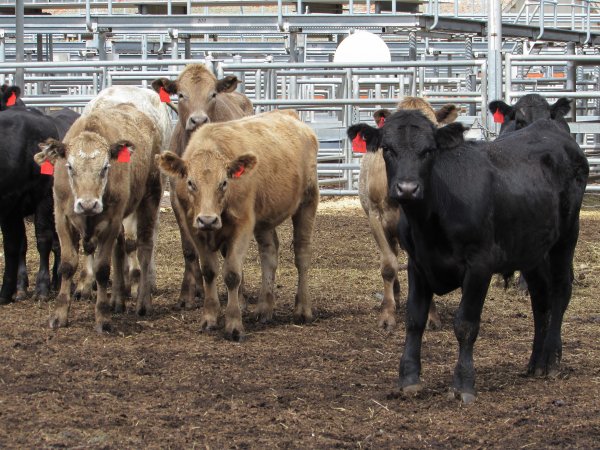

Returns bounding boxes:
[100,164,109,178]
[66,163,73,173]
[211,92,217,99]
[219,179,228,191]
[187,179,197,192]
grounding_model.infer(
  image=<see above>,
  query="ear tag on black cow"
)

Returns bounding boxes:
[233,166,245,178]
[493,109,504,123]
[352,134,367,153]
[40,160,54,175]
[159,87,171,103]
[6,92,17,107]
[117,145,131,163]
[377,117,385,128]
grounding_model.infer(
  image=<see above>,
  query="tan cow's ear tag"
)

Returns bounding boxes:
[40,161,54,175]
[117,145,131,163]
[352,134,367,153]
[233,166,245,178]
[493,109,504,123]
[159,87,171,103]
[377,116,385,128]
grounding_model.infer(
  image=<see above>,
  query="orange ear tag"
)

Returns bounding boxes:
[233,166,245,178]
[493,109,504,123]
[159,87,171,103]
[352,134,367,153]
[117,145,131,163]
[377,117,385,128]
[40,160,54,175]
[6,92,17,107]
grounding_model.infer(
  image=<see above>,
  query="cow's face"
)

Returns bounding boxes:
[157,149,257,231]
[348,110,465,203]
[35,134,134,215]
[151,64,240,133]
[489,94,571,133]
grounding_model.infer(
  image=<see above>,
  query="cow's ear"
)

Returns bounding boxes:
[488,100,514,118]
[216,75,240,94]
[2,85,20,106]
[435,122,466,149]
[373,109,391,128]
[227,152,257,179]
[156,151,188,178]
[109,140,135,160]
[36,138,66,164]
[347,124,381,152]
[550,98,571,119]
[151,78,178,95]
[435,104,459,124]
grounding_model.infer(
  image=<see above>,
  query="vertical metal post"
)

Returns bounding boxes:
[487,0,502,131]
[408,31,417,96]
[141,33,148,88]
[0,30,5,85]
[98,32,107,61]
[566,42,577,124]
[184,36,191,60]
[15,0,25,88]
[233,54,244,93]
[465,36,475,115]
[515,41,524,91]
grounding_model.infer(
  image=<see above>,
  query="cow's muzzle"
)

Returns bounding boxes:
[186,114,209,131]
[392,181,421,201]
[74,198,103,215]
[195,214,222,231]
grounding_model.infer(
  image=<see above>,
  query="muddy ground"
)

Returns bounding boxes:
[0,196,599,449]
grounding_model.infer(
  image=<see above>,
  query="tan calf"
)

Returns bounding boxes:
[35,104,162,333]
[361,98,459,330]
[157,110,319,341]
[152,64,253,309]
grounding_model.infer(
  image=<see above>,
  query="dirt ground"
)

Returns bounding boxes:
[0,196,599,449]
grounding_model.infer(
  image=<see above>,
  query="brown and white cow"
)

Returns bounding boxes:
[360,97,459,330]
[157,109,319,341]
[152,64,254,309]
[35,104,162,333]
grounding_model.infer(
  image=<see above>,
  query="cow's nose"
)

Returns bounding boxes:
[395,181,420,200]
[187,115,209,130]
[196,215,220,230]
[76,199,101,215]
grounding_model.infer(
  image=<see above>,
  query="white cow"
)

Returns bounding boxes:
[76,86,173,299]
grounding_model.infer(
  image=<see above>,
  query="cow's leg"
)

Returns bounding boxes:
[171,190,202,309]
[50,232,61,292]
[15,231,29,301]
[254,228,279,323]
[0,216,26,304]
[399,261,433,394]
[291,188,318,324]
[222,227,253,341]
[122,214,139,298]
[427,299,442,330]
[48,219,79,328]
[93,224,121,333]
[33,201,56,301]
[451,270,491,404]
[198,245,220,332]
[110,232,128,314]
[521,264,551,376]
[75,253,95,300]
[534,237,577,377]
[368,212,399,330]
[135,182,161,317]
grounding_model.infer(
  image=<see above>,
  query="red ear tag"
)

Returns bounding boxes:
[159,87,171,103]
[352,134,367,153]
[40,160,54,175]
[6,92,17,107]
[233,166,245,178]
[493,109,504,123]
[117,145,131,163]
[377,116,385,128]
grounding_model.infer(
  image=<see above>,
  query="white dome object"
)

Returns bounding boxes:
[333,30,391,64]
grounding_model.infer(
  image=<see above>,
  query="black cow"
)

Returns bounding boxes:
[348,110,589,403]
[489,94,571,134]
[0,87,79,304]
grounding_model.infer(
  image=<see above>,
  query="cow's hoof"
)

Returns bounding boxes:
[402,383,423,396]
[74,287,92,301]
[136,304,151,317]
[293,311,313,325]
[255,308,273,324]
[378,313,396,331]
[113,302,126,314]
[15,290,28,302]
[0,296,14,306]
[447,388,476,404]
[224,328,245,342]
[48,314,68,329]
[95,321,112,334]
[200,317,218,332]
[35,294,49,303]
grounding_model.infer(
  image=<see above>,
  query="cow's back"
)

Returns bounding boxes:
[84,86,172,153]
